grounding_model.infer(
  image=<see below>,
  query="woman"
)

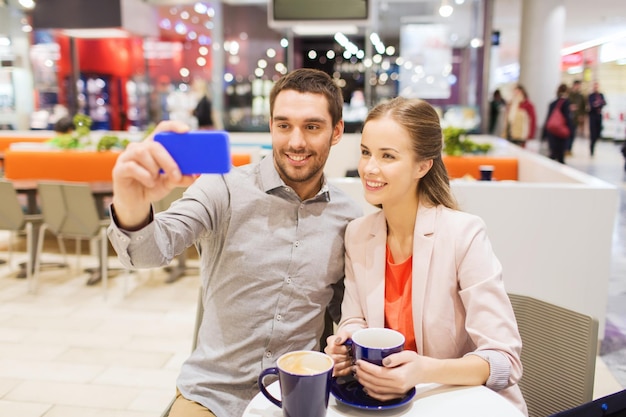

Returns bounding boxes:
[543,83,573,164]
[325,97,527,415]
[503,84,536,147]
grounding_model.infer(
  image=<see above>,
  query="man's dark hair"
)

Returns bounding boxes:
[269,68,343,127]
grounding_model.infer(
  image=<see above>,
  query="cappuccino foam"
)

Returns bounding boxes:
[279,352,333,376]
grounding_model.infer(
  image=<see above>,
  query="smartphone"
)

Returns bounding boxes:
[154,130,231,175]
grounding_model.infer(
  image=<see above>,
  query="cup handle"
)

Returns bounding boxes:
[343,338,355,364]
[258,367,282,408]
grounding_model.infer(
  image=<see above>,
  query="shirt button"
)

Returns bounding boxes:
[294,241,300,247]
[286,277,292,284]
[276,314,282,321]
[265,351,272,358]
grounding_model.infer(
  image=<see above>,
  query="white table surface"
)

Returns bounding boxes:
[243,381,524,417]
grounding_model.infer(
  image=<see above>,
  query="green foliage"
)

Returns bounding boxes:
[96,135,129,151]
[143,123,156,139]
[73,113,92,140]
[48,113,129,151]
[48,133,80,149]
[48,113,92,150]
[443,126,492,156]
[96,135,120,151]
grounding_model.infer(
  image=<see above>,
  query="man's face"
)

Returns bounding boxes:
[270,90,343,199]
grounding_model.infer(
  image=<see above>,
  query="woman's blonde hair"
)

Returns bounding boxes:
[364,97,458,210]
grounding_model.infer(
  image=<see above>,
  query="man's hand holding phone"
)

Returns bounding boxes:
[112,121,231,230]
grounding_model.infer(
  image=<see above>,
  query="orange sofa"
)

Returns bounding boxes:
[4,150,121,181]
[3,149,253,182]
[443,156,518,181]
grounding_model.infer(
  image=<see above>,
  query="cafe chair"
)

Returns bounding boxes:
[154,187,199,284]
[33,181,111,295]
[0,180,42,279]
[508,293,598,417]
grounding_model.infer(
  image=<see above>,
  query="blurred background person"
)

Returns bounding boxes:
[503,84,536,148]
[192,80,215,130]
[567,80,587,155]
[587,81,607,157]
[53,115,75,134]
[543,83,574,164]
[488,89,506,136]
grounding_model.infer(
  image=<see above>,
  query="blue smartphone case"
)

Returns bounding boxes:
[154,130,231,175]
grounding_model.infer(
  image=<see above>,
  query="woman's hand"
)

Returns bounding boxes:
[354,351,491,402]
[324,329,354,377]
[354,350,424,402]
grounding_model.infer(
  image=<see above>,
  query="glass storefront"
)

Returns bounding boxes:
[2,0,624,136]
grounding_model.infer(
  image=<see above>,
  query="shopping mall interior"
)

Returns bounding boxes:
[1,0,626,416]
[0,0,624,135]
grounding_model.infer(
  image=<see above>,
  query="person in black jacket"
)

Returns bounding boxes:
[193,91,214,129]
[543,83,574,164]
[588,81,607,157]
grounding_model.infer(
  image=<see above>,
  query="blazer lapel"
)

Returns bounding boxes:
[365,211,387,328]
[411,204,437,353]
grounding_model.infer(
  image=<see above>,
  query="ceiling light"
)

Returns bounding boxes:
[18,0,35,9]
[470,38,483,48]
[293,25,358,36]
[194,2,208,14]
[439,0,453,17]
[561,31,626,56]
[61,28,129,39]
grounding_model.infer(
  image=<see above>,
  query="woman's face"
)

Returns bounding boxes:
[358,116,430,209]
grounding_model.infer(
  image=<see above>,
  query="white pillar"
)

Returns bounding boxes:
[519,0,566,138]
[212,1,225,130]
[0,4,33,129]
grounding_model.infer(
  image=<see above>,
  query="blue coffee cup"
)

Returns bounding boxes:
[258,350,334,417]
[347,328,405,366]
[479,165,494,181]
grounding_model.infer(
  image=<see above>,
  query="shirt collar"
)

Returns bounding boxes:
[260,154,330,202]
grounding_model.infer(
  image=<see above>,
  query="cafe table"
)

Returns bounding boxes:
[243,380,525,417]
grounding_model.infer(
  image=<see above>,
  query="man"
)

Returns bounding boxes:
[587,81,607,157]
[107,68,361,417]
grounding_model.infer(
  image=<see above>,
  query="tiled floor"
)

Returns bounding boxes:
[0,255,201,417]
[562,137,626,391]
[0,137,624,417]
